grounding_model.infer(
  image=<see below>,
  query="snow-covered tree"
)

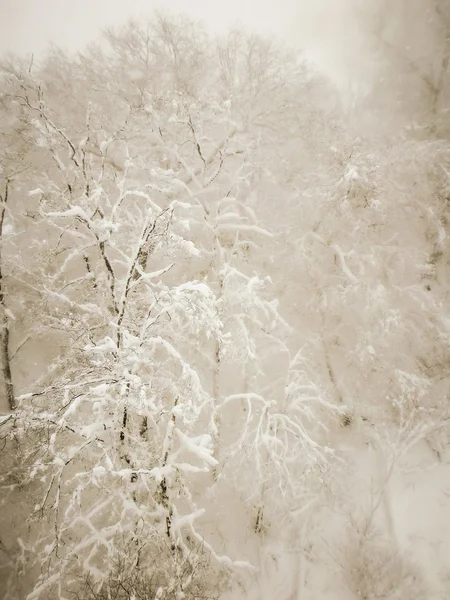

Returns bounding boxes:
[0,16,341,599]
[3,8,447,600]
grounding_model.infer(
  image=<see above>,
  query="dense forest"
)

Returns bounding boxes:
[0,3,449,599]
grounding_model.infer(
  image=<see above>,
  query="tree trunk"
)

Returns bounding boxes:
[0,180,14,411]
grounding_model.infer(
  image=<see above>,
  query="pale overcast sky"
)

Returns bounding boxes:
[0,0,302,57]
[0,0,369,99]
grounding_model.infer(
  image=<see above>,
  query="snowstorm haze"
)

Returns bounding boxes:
[3,0,446,130]
[1,1,450,599]
[0,0,301,54]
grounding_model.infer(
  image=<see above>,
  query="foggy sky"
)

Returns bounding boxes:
[0,0,395,113]
[0,0,301,57]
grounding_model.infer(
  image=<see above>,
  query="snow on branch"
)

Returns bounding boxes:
[217,223,274,237]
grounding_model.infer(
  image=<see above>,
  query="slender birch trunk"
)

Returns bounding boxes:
[0,180,14,411]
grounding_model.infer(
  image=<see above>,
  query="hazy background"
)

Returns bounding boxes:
[0,0,385,102]
[0,0,301,55]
